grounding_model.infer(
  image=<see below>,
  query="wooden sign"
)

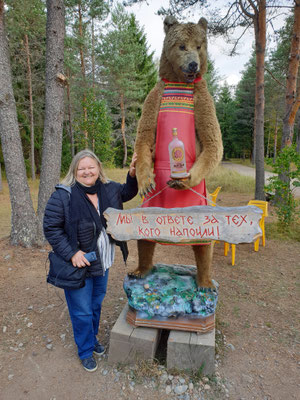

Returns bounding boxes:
[104,205,263,244]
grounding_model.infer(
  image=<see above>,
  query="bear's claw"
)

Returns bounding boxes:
[139,182,156,199]
[127,271,144,279]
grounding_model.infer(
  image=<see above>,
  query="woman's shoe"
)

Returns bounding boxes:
[93,343,105,356]
[81,356,98,372]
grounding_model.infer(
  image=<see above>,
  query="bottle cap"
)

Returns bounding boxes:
[172,128,178,136]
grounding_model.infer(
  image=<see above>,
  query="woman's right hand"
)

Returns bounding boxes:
[129,152,137,177]
[71,250,91,268]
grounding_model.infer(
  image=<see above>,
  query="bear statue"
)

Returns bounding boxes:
[131,16,223,288]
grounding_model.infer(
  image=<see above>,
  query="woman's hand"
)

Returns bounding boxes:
[129,152,137,177]
[71,250,90,268]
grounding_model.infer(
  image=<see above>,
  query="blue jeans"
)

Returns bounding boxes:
[64,271,109,360]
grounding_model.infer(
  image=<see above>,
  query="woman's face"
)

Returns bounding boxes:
[76,157,100,187]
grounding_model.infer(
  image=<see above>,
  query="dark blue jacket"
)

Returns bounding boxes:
[44,173,138,286]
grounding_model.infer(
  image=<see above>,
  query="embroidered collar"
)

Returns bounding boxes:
[162,77,202,84]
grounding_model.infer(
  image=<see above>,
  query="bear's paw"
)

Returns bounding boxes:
[167,178,190,191]
[137,170,156,198]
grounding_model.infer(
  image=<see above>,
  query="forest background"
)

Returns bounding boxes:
[0,0,299,247]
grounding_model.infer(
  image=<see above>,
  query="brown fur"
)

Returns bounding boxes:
[132,17,223,288]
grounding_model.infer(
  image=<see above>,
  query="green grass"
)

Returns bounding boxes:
[206,166,255,194]
[267,220,300,242]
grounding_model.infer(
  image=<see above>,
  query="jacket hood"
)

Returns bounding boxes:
[55,184,71,193]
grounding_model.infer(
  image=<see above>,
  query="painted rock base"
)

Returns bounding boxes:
[123,263,218,319]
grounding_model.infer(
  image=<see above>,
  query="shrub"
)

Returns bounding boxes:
[265,145,300,230]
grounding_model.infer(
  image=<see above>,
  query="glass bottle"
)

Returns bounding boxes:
[168,128,189,179]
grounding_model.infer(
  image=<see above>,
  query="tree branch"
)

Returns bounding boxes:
[209,2,247,35]
[239,0,255,19]
[230,23,252,55]
[265,67,286,88]
[248,0,258,14]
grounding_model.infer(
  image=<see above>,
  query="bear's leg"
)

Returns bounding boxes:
[128,239,156,278]
[192,243,214,288]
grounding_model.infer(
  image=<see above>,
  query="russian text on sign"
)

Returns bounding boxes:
[104,205,263,244]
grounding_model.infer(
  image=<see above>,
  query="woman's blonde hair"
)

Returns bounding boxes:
[61,149,108,186]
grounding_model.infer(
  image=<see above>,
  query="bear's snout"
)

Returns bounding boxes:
[188,61,198,73]
[180,57,200,82]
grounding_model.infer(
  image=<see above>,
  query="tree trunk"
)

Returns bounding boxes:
[251,109,256,165]
[0,0,39,246]
[66,70,75,157]
[92,17,95,90]
[0,163,2,193]
[266,125,271,159]
[254,0,266,200]
[91,18,96,151]
[24,33,35,181]
[297,111,300,153]
[281,0,300,148]
[278,0,300,190]
[273,116,278,162]
[120,93,127,168]
[78,1,88,142]
[37,0,65,235]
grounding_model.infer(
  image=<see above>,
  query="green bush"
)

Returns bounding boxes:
[265,145,300,230]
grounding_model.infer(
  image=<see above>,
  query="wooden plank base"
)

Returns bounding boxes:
[126,307,215,333]
[109,304,215,375]
[108,304,160,365]
[167,329,215,375]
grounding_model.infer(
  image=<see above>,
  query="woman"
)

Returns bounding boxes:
[44,149,138,372]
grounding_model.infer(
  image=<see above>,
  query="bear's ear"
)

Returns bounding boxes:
[198,17,208,33]
[164,16,178,34]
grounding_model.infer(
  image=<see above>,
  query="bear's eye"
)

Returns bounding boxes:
[179,45,186,51]
[197,45,201,50]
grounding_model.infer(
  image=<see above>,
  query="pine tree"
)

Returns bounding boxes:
[233,52,256,159]
[216,84,236,159]
[65,0,109,144]
[5,0,46,177]
[97,4,157,167]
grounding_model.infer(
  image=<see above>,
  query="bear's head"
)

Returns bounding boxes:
[159,16,208,83]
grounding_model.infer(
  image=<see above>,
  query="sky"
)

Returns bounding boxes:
[128,0,290,87]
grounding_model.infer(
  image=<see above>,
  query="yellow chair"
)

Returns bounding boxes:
[208,186,221,206]
[208,186,237,265]
[223,199,268,265]
[208,187,233,263]
[224,242,236,266]
[247,200,268,251]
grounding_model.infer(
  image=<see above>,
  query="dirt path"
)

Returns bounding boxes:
[221,162,300,198]
[1,192,299,400]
